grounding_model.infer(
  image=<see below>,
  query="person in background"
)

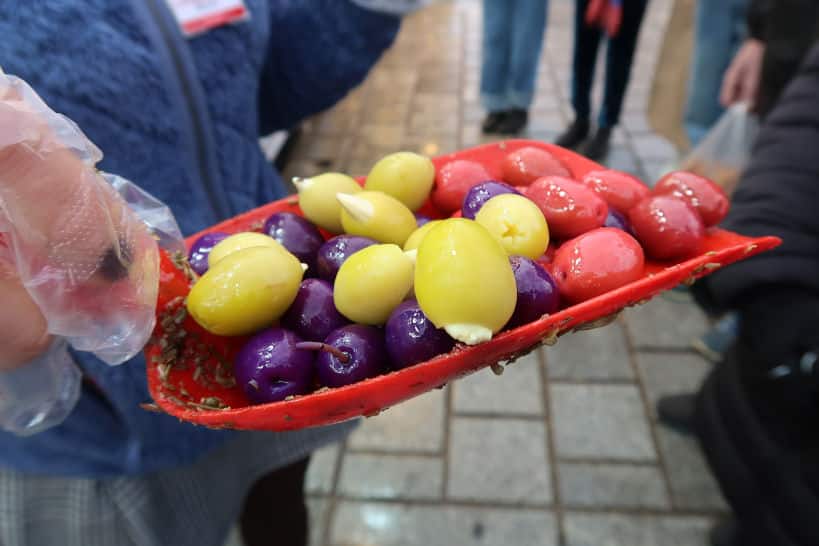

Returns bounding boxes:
[0,1,423,545]
[480,0,549,135]
[656,16,819,546]
[683,0,749,148]
[687,0,819,363]
[555,0,649,160]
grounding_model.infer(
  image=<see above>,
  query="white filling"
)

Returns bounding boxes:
[444,324,493,345]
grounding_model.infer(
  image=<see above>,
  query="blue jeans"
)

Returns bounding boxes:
[684,0,749,147]
[480,0,548,112]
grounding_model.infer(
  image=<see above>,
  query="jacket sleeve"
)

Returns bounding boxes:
[696,44,819,310]
[753,0,819,117]
[257,0,401,134]
[746,0,770,41]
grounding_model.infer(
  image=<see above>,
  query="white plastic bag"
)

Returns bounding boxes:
[680,103,760,195]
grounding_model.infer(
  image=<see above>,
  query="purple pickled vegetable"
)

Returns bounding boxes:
[282,279,349,342]
[316,235,377,282]
[415,213,433,227]
[604,209,634,235]
[263,212,324,273]
[234,328,315,404]
[188,231,229,276]
[506,256,560,329]
[461,180,521,220]
[308,325,387,388]
[385,299,454,369]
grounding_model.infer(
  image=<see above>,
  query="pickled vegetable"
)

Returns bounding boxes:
[337,191,417,246]
[316,235,377,282]
[475,194,550,259]
[403,220,443,251]
[365,151,435,211]
[187,246,304,336]
[334,244,414,325]
[234,328,315,404]
[431,160,491,213]
[385,299,454,369]
[188,232,228,276]
[208,232,286,268]
[294,173,362,233]
[311,325,387,388]
[461,181,520,220]
[552,228,645,303]
[506,256,560,328]
[415,219,517,344]
[262,212,324,273]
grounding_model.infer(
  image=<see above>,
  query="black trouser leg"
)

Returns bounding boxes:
[571,0,603,120]
[599,0,650,127]
[240,457,311,546]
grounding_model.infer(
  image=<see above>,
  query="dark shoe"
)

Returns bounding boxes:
[579,127,612,161]
[692,313,739,363]
[494,108,528,134]
[481,111,507,134]
[657,393,697,435]
[709,518,739,546]
[555,118,590,149]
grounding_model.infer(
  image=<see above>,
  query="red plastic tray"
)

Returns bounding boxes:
[145,139,780,431]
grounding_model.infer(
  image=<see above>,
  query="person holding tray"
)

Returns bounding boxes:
[0,1,425,545]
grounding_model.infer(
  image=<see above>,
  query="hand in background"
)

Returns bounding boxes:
[720,39,765,109]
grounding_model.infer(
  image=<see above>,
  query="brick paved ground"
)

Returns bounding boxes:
[229,1,727,544]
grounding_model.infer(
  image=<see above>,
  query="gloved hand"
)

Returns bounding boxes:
[0,68,172,434]
[585,0,623,38]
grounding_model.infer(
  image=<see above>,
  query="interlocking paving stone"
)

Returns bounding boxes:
[635,352,711,419]
[559,462,670,509]
[330,503,557,546]
[546,322,634,381]
[348,389,446,454]
[656,427,729,511]
[448,418,552,503]
[623,295,709,350]
[551,384,656,460]
[564,513,711,546]
[306,444,340,495]
[452,352,543,415]
[338,454,443,500]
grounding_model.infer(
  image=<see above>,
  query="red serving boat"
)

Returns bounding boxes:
[145,140,780,431]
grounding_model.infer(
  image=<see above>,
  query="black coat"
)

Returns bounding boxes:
[693,43,819,546]
[698,44,819,313]
[747,0,819,117]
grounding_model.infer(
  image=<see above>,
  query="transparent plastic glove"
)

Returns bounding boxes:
[107,173,185,256]
[0,69,161,367]
[0,175,180,436]
[0,338,81,436]
[0,68,181,435]
[0,69,162,365]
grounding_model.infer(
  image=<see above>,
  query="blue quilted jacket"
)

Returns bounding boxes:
[0,0,399,477]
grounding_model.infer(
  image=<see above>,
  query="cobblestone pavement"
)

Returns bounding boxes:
[230,1,727,545]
